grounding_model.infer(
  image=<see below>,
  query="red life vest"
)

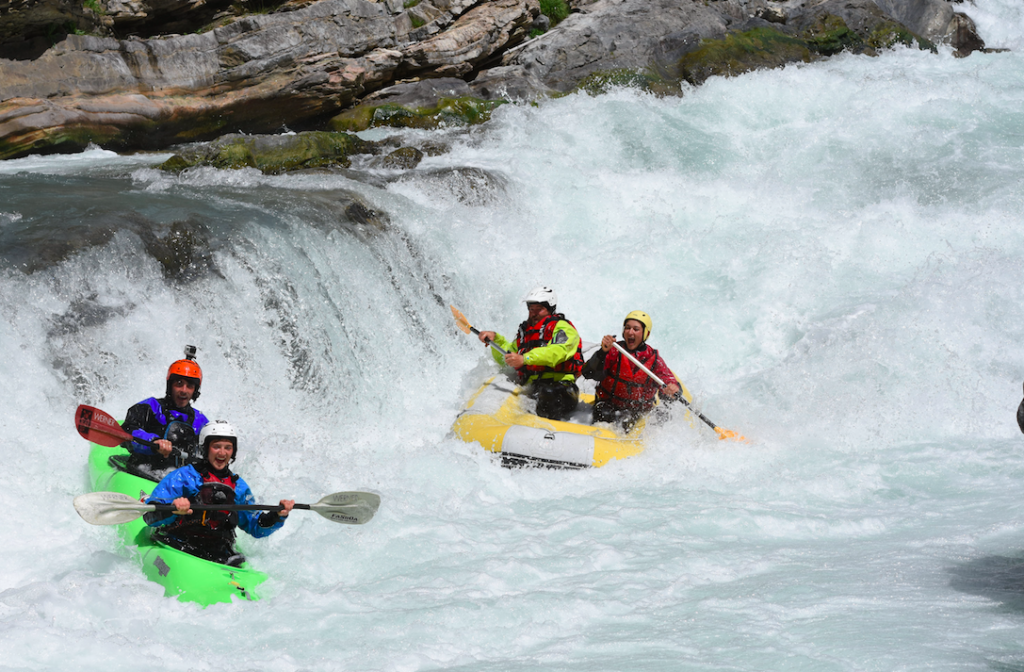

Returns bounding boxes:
[596,343,665,412]
[514,313,584,384]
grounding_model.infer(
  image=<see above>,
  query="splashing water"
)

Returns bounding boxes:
[2,3,1024,669]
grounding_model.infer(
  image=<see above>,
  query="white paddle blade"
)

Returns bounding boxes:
[74,492,152,526]
[311,492,380,525]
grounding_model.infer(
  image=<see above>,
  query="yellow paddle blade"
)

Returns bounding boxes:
[450,305,472,334]
[714,426,746,442]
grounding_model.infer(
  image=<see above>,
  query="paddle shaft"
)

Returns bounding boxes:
[610,342,723,432]
[450,305,508,355]
[152,503,305,513]
[472,326,508,356]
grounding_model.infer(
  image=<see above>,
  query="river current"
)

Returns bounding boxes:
[2,2,1024,669]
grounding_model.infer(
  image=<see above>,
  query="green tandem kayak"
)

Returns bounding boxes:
[87,443,269,606]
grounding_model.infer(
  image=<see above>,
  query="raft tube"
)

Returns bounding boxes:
[451,376,692,469]
[87,443,267,606]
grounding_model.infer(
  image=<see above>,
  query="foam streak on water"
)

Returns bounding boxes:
[2,3,1024,669]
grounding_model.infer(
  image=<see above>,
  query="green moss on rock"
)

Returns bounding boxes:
[867,20,935,51]
[378,146,424,170]
[158,131,373,174]
[572,69,670,96]
[802,15,864,56]
[157,154,192,173]
[329,97,505,132]
[676,27,812,86]
[0,124,124,161]
[673,17,933,87]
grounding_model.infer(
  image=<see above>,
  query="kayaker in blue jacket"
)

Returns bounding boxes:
[144,420,294,567]
[122,345,210,480]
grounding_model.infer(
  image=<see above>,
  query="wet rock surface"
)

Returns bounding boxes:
[0,0,994,160]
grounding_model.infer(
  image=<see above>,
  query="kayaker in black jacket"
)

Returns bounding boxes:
[121,345,210,480]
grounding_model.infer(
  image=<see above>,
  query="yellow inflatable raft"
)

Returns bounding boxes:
[452,375,692,469]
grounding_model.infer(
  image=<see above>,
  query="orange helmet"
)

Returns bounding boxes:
[167,358,202,383]
[166,345,202,401]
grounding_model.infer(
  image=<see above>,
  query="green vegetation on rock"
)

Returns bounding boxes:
[539,0,569,26]
[0,125,121,162]
[530,0,569,36]
[158,131,373,174]
[574,69,653,95]
[571,68,682,97]
[674,17,933,86]
[867,20,935,51]
[802,15,863,56]
[676,27,811,85]
[329,97,506,132]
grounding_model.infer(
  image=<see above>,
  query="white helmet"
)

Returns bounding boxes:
[523,286,557,308]
[199,420,238,461]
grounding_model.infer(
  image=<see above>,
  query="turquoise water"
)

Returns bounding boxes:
[2,3,1024,669]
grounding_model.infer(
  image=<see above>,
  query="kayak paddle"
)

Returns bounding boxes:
[74,490,381,526]
[75,404,158,449]
[450,305,508,355]
[611,342,745,441]
[74,403,198,463]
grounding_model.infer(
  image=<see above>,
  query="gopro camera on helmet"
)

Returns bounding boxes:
[184,345,197,361]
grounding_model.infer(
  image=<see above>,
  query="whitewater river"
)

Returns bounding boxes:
[2,1,1024,669]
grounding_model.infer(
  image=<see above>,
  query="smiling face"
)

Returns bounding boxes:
[622,319,645,350]
[206,438,235,470]
[170,377,197,408]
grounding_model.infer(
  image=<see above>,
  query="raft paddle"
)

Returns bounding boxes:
[75,404,158,449]
[450,305,508,355]
[610,342,744,441]
[73,490,381,526]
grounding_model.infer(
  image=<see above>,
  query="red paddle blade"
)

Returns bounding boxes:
[75,405,131,447]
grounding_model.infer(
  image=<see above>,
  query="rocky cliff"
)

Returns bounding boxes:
[0,0,991,160]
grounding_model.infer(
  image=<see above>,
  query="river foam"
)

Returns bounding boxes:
[2,2,1024,669]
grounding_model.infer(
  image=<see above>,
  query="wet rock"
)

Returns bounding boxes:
[755,6,786,25]
[330,76,506,130]
[671,26,811,86]
[873,0,951,39]
[137,216,220,283]
[669,6,940,87]
[47,295,134,337]
[396,166,509,206]
[158,131,377,174]
[376,146,424,169]
[344,199,390,229]
[948,11,986,57]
